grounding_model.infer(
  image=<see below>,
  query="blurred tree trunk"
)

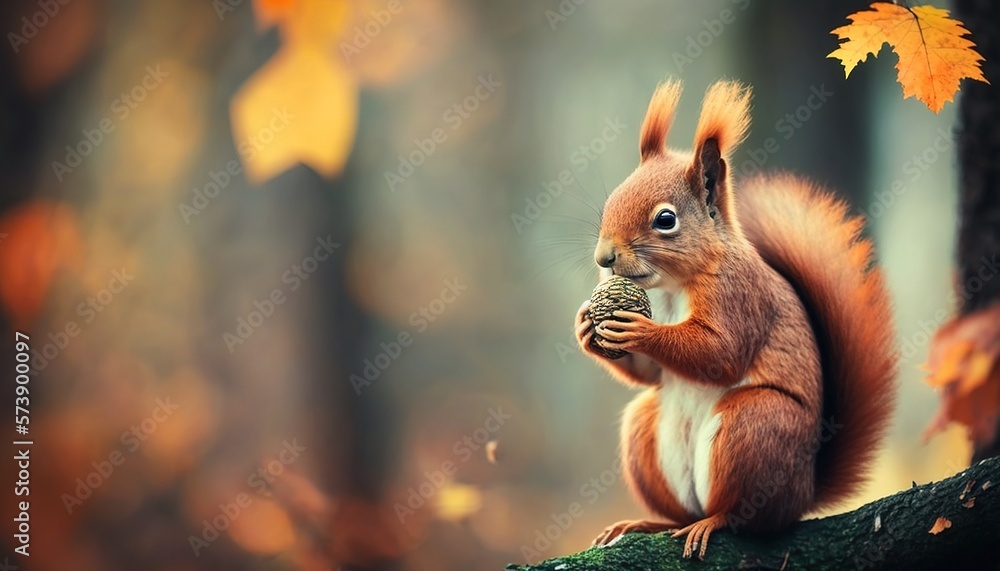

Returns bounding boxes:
[955,0,1000,463]
[736,0,872,205]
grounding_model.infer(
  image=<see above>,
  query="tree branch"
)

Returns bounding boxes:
[506,456,1000,571]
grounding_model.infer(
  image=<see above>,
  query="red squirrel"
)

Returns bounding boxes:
[573,79,897,559]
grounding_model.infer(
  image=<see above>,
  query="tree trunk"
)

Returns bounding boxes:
[956,0,1000,463]
[506,457,1000,571]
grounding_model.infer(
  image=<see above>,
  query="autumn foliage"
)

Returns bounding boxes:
[0,201,81,327]
[829,2,988,113]
[924,303,1000,449]
[231,0,454,183]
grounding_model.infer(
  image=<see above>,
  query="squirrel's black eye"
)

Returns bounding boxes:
[652,209,677,231]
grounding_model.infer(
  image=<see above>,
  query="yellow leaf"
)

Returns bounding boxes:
[230,46,358,183]
[435,483,482,522]
[828,2,988,113]
[284,0,351,48]
[961,351,995,395]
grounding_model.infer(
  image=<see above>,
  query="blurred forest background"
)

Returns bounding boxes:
[0,0,976,570]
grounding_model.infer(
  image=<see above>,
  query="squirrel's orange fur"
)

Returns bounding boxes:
[574,80,897,559]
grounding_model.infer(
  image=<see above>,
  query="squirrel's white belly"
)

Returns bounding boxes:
[655,375,726,517]
[650,287,737,517]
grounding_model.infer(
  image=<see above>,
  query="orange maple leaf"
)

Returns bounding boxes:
[828,2,988,113]
[923,303,1000,447]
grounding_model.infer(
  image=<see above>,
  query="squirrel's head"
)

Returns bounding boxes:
[596,79,751,291]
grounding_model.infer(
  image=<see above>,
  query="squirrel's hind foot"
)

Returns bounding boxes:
[671,513,727,560]
[591,519,678,548]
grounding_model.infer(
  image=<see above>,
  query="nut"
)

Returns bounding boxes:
[588,276,652,359]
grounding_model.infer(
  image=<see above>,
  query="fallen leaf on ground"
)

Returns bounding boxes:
[929,517,952,535]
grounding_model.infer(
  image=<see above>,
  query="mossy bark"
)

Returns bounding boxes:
[506,457,1000,571]
[955,0,1000,463]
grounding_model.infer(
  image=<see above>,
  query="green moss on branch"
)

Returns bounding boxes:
[507,457,1000,571]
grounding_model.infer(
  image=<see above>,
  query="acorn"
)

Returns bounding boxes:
[588,276,652,359]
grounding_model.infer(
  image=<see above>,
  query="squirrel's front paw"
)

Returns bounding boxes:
[574,300,604,358]
[594,310,658,355]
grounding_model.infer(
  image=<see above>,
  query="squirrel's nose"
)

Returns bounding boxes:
[595,244,616,268]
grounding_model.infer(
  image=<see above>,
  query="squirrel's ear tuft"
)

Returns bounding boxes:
[693,80,751,158]
[639,79,683,161]
[691,81,750,224]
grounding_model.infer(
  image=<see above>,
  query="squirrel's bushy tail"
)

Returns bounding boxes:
[738,173,898,510]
